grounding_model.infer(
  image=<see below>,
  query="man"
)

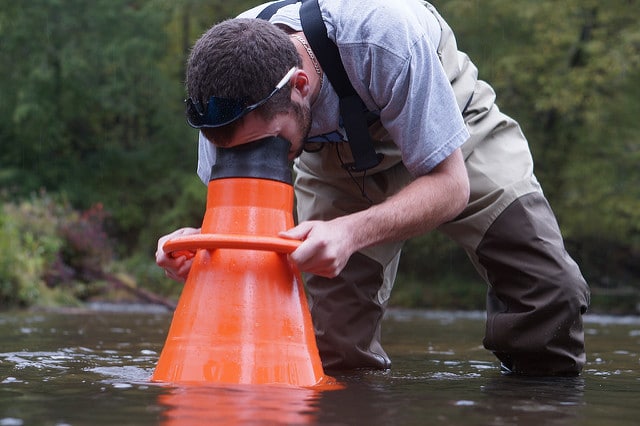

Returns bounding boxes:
[157,0,590,376]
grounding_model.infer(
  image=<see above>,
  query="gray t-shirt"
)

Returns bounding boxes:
[197,0,469,183]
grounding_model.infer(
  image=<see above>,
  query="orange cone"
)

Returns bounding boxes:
[152,137,330,387]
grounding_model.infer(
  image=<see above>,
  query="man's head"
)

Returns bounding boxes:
[186,18,304,147]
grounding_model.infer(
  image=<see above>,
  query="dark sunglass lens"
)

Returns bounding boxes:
[206,97,246,126]
[184,97,248,128]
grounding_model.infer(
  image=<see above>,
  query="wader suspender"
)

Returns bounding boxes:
[257,0,384,172]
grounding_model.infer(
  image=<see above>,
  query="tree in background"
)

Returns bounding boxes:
[0,0,262,307]
[0,0,202,253]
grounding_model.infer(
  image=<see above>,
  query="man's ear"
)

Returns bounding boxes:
[291,69,311,99]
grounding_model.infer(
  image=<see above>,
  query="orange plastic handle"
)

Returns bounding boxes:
[163,233,301,258]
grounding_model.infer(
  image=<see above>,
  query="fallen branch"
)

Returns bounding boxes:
[100,272,177,311]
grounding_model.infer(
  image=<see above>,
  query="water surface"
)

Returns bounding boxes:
[0,306,638,425]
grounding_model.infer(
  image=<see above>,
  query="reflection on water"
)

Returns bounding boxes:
[0,306,639,425]
[478,376,586,425]
[158,385,322,425]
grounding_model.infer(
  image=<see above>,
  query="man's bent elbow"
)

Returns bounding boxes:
[450,171,470,221]
[440,148,469,221]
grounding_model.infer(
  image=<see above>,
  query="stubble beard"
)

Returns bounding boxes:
[292,102,312,158]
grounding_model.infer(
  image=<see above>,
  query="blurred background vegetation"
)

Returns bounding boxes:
[1,0,638,313]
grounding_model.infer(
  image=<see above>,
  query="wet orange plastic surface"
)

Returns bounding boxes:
[152,178,329,387]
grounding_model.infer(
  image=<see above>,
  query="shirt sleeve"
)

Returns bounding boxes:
[326,0,469,176]
[377,36,469,176]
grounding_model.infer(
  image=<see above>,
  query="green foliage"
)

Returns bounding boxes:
[0,0,264,257]
[0,192,118,308]
[0,192,71,307]
[0,196,55,306]
[0,0,192,250]
[0,0,262,309]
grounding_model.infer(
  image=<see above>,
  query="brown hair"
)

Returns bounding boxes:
[187,18,302,144]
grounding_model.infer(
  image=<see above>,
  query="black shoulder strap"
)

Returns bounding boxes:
[299,0,383,172]
[256,0,298,20]
[258,0,383,172]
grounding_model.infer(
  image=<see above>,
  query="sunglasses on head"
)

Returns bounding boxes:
[185,67,297,129]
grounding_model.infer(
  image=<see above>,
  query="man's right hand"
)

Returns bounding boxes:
[155,227,200,282]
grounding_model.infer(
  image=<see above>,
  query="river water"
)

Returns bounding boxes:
[0,305,638,425]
